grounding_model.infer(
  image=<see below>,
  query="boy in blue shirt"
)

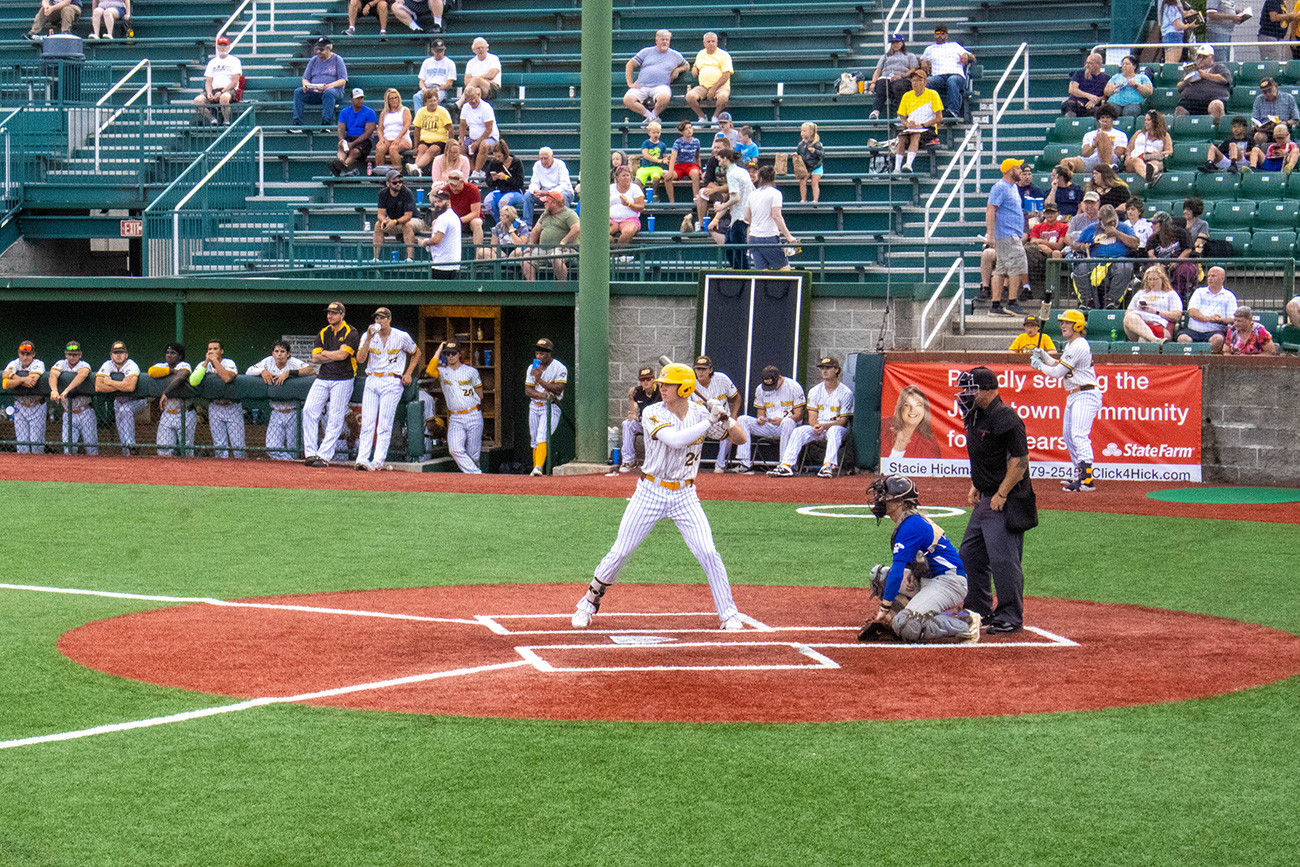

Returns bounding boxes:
[665,119,702,203]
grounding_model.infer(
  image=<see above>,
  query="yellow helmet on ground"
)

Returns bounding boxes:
[655,363,697,398]
[1058,309,1087,331]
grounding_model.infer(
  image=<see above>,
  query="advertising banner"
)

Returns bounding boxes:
[880,361,1203,483]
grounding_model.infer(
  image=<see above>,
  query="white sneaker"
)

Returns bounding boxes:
[959,610,981,643]
[408,20,422,31]
[722,614,745,631]
[869,110,879,120]
[817,465,835,478]
[572,609,592,628]
[378,28,387,36]
[710,114,719,124]
[345,25,356,35]
[530,466,543,476]
[618,464,633,473]
[767,464,794,478]
[405,163,420,175]
[713,463,726,474]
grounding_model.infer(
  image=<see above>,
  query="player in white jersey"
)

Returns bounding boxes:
[1032,309,1102,492]
[247,340,314,460]
[190,340,244,458]
[48,341,97,455]
[355,307,421,470]
[572,363,750,630]
[525,337,568,476]
[734,364,805,472]
[93,340,144,456]
[426,339,484,473]
[770,355,855,478]
[689,355,740,473]
[150,343,199,457]
[610,365,660,475]
[2,340,47,453]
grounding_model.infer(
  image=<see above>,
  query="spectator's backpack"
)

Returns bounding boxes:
[836,72,861,95]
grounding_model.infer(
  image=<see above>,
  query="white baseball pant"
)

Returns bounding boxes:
[207,402,246,458]
[528,401,560,447]
[1063,388,1102,466]
[780,424,847,470]
[889,571,974,642]
[579,479,738,623]
[60,404,98,454]
[735,416,796,467]
[13,401,46,453]
[620,418,642,466]
[112,397,146,455]
[156,405,198,456]
[303,378,354,461]
[447,410,484,473]
[356,376,404,468]
[265,405,299,460]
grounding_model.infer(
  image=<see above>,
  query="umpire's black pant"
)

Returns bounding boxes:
[959,494,1025,628]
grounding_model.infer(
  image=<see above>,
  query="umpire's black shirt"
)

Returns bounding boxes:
[966,396,1031,496]
[313,320,361,381]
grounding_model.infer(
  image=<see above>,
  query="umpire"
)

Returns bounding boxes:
[955,366,1031,634]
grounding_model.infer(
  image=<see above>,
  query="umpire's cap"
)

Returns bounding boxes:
[963,366,999,391]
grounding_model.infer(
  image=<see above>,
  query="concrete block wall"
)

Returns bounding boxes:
[1202,363,1300,485]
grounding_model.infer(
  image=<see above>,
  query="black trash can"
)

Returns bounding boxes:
[41,34,84,104]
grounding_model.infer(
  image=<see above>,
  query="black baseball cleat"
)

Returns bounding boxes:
[986,621,1024,635]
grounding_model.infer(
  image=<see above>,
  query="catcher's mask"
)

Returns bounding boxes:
[868,474,920,524]
[955,366,998,424]
[655,363,697,398]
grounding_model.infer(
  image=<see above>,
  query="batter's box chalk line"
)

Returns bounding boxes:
[473,611,778,635]
[513,641,841,673]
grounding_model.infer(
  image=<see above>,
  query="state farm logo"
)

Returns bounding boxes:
[1103,443,1123,457]
[1101,442,1195,458]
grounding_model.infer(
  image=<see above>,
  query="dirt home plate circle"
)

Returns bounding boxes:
[60,584,1300,724]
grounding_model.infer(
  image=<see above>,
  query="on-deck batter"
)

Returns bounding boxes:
[355,307,421,471]
[426,340,484,473]
[48,341,96,455]
[572,363,750,630]
[2,340,47,454]
[246,341,314,460]
[1031,309,1101,492]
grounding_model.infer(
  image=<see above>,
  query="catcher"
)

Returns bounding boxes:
[858,474,982,643]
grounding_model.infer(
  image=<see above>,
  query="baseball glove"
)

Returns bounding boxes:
[856,620,897,642]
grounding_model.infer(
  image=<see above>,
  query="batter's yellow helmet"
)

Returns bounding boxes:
[1058,309,1086,331]
[655,363,697,398]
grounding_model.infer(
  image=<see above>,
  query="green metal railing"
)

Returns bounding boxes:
[0,60,115,106]
[1047,257,1297,311]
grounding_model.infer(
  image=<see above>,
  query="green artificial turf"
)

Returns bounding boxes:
[0,481,1297,866]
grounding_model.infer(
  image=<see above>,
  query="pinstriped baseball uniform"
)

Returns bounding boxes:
[1049,336,1101,467]
[736,377,805,468]
[156,361,198,457]
[578,400,740,623]
[202,358,244,458]
[51,358,97,455]
[691,370,739,467]
[780,381,854,469]
[96,358,145,456]
[526,358,567,447]
[246,355,310,460]
[4,356,46,453]
[357,326,417,469]
[433,359,484,473]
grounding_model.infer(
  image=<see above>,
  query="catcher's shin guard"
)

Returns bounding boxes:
[582,578,612,613]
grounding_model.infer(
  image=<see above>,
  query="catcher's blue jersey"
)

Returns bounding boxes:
[884,513,965,602]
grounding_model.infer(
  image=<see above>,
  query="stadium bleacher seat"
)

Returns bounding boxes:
[1240,171,1289,199]
[1171,114,1217,142]
[1051,117,1093,143]
[1238,61,1284,84]
[1279,323,1300,352]
[1037,144,1074,171]
[1154,171,1196,195]
[1087,308,1124,335]
[1169,142,1210,171]
[1148,88,1179,111]
[1119,174,1146,196]
[1209,229,1251,256]
[1254,200,1297,229]
[1229,87,1261,113]
[1164,341,1212,354]
[1194,171,1239,200]
[1111,341,1160,354]
[1087,339,1111,354]
[1146,199,1177,218]
[1211,200,1257,229]
[1249,230,1297,258]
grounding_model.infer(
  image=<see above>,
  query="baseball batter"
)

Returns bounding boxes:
[572,363,749,630]
[734,365,804,472]
[860,475,980,643]
[2,340,47,453]
[150,343,198,457]
[1031,309,1101,492]
[688,355,740,473]
[94,341,144,456]
[355,307,421,471]
[525,338,567,476]
[246,340,314,460]
[426,340,484,473]
[48,341,97,455]
[303,301,362,468]
[610,365,660,475]
[192,341,244,458]
[770,355,854,478]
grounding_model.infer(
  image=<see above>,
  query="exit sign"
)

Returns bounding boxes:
[120,219,143,237]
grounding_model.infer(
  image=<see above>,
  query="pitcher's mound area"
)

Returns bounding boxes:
[60,585,1300,723]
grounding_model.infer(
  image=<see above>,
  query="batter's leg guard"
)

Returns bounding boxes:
[580,578,612,613]
[1080,461,1095,491]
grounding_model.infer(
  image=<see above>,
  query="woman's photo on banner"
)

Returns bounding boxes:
[881,384,941,459]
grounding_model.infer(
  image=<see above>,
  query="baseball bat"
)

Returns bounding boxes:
[657,354,673,367]
[1035,291,1053,350]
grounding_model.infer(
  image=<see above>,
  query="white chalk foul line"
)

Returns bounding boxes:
[0,659,529,751]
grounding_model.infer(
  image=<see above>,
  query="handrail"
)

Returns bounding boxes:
[0,106,19,205]
[924,120,982,242]
[171,126,264,275]
[920,257,965,349]
[882,0,914,47]
[1091,39,1300,64]
[218,0,277,53]
[144,110,258,216]
[989,42,1028,162]
[94,59,151,172]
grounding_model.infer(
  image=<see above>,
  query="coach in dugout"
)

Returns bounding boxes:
[954,366,1032,634]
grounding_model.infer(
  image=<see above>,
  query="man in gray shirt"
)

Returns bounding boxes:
[1252,77,1299,147]
[869,34,920,120]
[1175,45,1232,123]
[623,29,689,126]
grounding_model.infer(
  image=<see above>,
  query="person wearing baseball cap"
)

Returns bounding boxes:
[893,67,942,173]
[292,37,347,130]
[734,365,805,474]
[424,337,484,473]
[330,87,377,177]
[983,158,1028,317]
[412,37,455,116]
[48,341,98,455]
[1007,313,1058,354]
[769,355,853,479]
[687,355,741,472]
[1176,45,1232,123]
[373,169,426,262]
[1023,199,1069,297]
[686,32,734,126]
[354,306,421,471]
[868,32,920,120]
[608,365,663,475]
[94,340,145,456]
[3,340,47,454]
[522,189,580,283]
[921,24,975,119]
[525,338,568,475]
[195,34,243,126]
[421,184,461,277]
[302,300,362,467]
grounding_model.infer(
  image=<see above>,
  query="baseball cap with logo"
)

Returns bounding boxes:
[432,187,451,200]
[817,355,840,368]
[430,36,446,49]
[326,301,346,314]
[934,24,948,33]
[1024,315,1042,327]
[716,111,732,122]
[315,36,332,48]
[638,366,654,379]
[111,341,128,353]
[1082,190,1101,203]
[535,338,554,352]
[693,355,713,368]
[1196,44,1215,56]
[1043,202,1059,213]
[65,341,82,353]
[761,365,780,385]
[443,341,461,354]
[351,88,365,99]
[373,307,392,319]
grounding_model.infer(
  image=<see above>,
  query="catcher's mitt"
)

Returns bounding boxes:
[856,620,898,642]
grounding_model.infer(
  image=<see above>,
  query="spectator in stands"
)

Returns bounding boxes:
[372,170,425,262]
[89,0,129,40]
[488,203,529,260]
[524,147,573,225]
[1203,115,1253,173]
[413,37,455,115]
[193,36,242,126]
[868,33,920,121]
[796,122,824,204]
[609,166,646,251]
[1046,165,1083,217]
[920,25,974,119]
[1061,53,1109,118]
[1178,266,1238,347]
[636,121,669,195]
[464,37,502,103]
[985,158,1030,316]
[407,89,453,175]
[28,0,81,39]
[1248,121,1300,171]
[422,0,445,34]
[1085,164,1130,209]
[458,85,499,178]
[623,29,689,126]
[1258,0,1300,62]
[696,134,730,226]
[714,148,753,269]
[374,88,413,173]
[1024,202,1069,297]
[715,113,739,148]
[1126,197,1154,246]
[429,137,471,191]
[610,151,625,181]
[292,38,347,130]
[388,0,425,33]
[1073,204,1139,308]
[345,0,390,36]
[1288,295,1300,327]
[1125,109,1173,184]
[1251,78,1299,147]
[747,165,799,270]
[1104,55,1153,118]
[1016,163,1045,213]
[1224,306,1280,354]
[665,119,703,204]
[894,68,942,173]
[1066,189,1101,246]
[481,140,525,224]
[1008,315,1057,354]
[1146,211,1199,297]
[736,125,759,167]
[1206,0,1252,46]
[686,31,733,125]
[421,188,460,279]
[1161,0,1201,64]
[1180,198,1210,252]
[1175,45,1232,123]
[444,170,485,250]
[329,88,376,177]
[523,191,580,282]
[1059,104,1127,176]
[1124,265,1184,342]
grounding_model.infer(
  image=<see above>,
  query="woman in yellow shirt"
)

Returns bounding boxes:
[894,68,943,173]
[406,90,454,176]
[1008,315,1058,354]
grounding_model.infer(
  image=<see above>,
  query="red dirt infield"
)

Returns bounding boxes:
[59,584,1300,723]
